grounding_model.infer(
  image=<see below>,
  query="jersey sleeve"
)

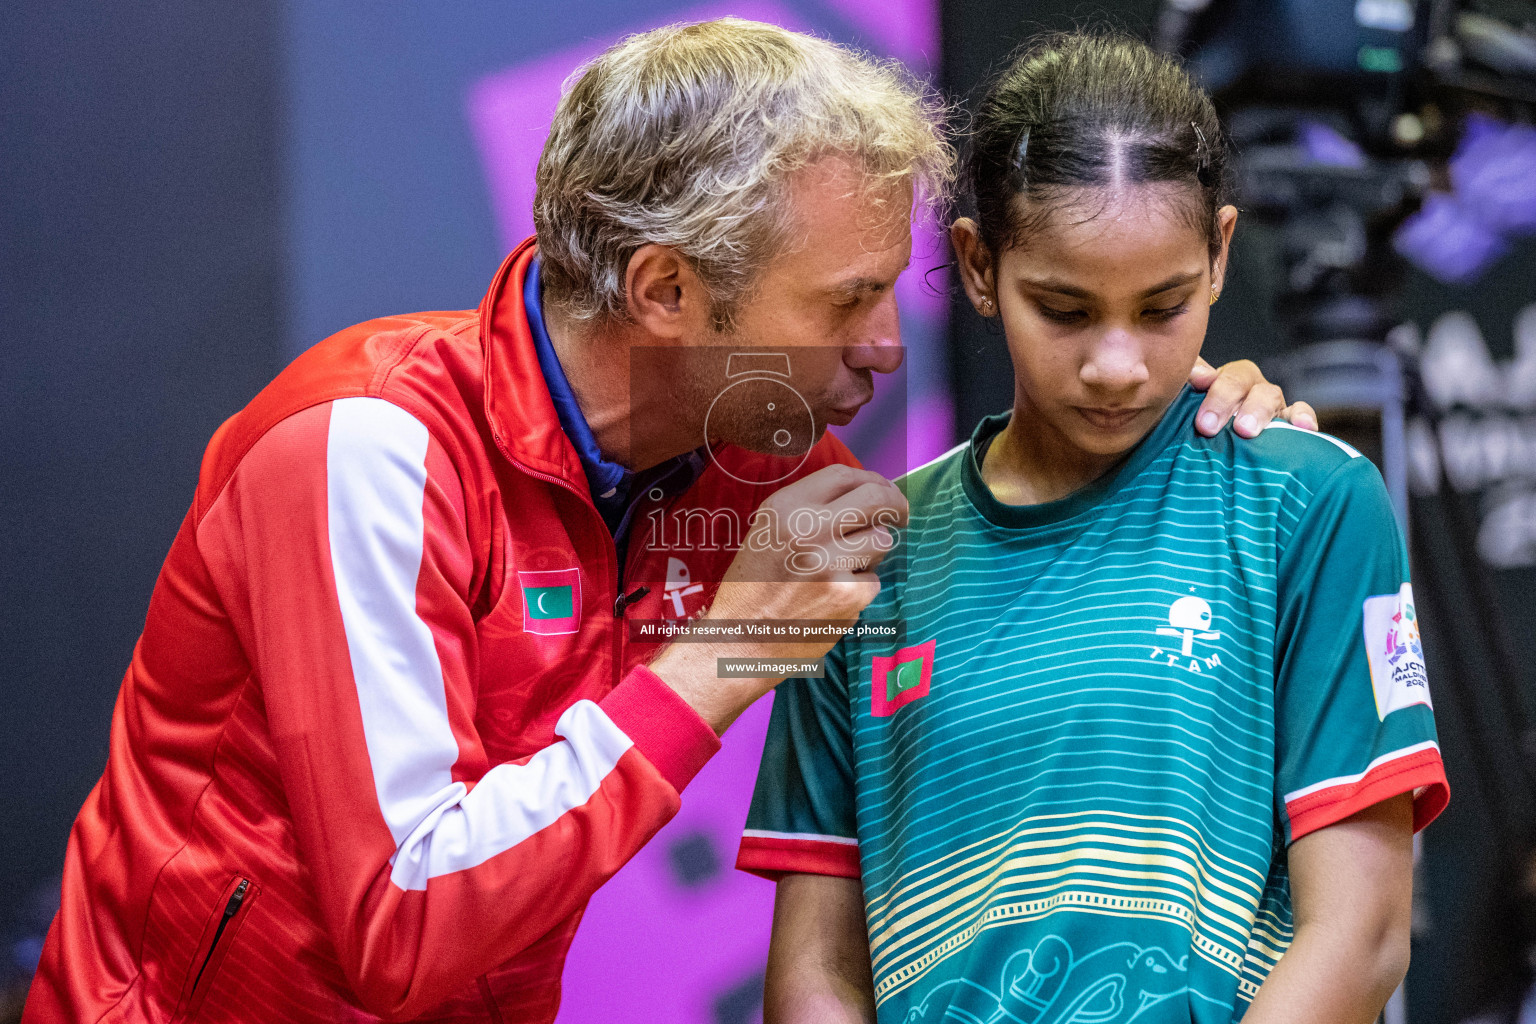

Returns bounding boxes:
[1273,453,1449,844]
[196,396,717,1019]
[735,639,860,879]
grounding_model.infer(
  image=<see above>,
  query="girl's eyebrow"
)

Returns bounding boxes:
[1139,270,1203,297]
[1019,276,1093,298]
[1019,270,1203,300]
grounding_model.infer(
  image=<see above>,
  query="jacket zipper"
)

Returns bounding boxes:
[487,434,693,687]
[487,434,637,689]
[612,574,648,690]
[190,878,249,998]
[613,587,649,616]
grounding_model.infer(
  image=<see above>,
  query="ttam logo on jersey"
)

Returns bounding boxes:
[663,557,706,620]
[519,568,581,635]
[1150,592,1223,673]
[1363,583,1431,719]
[872,639,935,717]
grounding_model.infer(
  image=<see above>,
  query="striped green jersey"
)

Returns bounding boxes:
[737,386,1448,1024]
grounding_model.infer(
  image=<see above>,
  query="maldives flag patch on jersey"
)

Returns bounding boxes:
[871,639,935,717]
[519,568,582,635]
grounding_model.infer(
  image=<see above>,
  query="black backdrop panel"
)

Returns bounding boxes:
[1398,240,1536,1024]
[0,0,284,938]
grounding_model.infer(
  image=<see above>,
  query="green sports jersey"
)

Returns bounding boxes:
[738,386,1448,1024]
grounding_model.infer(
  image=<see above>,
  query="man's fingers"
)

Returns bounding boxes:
[744,475,905,578]
[1187,356,1218,390]
[770,463,894,507]
[821,484,905,571]
[1193,359,1260,436]
[778,477,906,575]
[824,577,882,615]
[811,526,895,575]
[1282,401,1320,432]
[1231,381,1288,438]
[824,479,909,528]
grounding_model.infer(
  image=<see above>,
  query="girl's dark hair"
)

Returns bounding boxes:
[963,31,1231,263]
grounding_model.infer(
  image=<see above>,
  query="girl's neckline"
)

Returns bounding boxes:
[959,385,1200,531]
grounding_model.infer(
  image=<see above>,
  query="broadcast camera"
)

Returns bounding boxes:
[1158,0,1536,524]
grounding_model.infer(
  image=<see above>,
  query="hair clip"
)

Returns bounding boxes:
[1192,122,1214,187]
[1007,127,1031,191]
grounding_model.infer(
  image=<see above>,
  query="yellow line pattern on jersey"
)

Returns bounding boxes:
[872,892,1254,1005]
[868,833,1262,968]
[1241,913,1294,984]
[865,815,1269,1003]
[865,808,1265,938]
[869,853,1255,980]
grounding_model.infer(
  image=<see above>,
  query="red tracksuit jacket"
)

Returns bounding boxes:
[24,239,855,1023]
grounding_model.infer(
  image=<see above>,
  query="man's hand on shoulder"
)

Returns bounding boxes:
[1188,357,1319,438]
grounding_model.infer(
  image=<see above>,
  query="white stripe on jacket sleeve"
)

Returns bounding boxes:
[325,397,632,891]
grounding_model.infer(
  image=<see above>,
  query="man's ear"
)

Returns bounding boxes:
[1211,204,1238,297]
[950,218,997,316]
[624,244,710,340]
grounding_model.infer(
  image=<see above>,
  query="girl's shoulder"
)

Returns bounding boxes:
[1162,418,1396,558]
[1179,417,1384,501]
[895,437,973,512]
[1245,421,1367,474]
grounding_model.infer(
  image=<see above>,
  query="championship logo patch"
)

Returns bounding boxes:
[519,567,582,636]
[871,639,935,718]
[1362,583,1431,719]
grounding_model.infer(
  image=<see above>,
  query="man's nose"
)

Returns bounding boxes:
[1079,329,1149,390]
[844,291,905,375]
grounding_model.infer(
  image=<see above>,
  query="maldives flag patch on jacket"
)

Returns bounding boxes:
[519,568,581,635]
[871,639,935,717]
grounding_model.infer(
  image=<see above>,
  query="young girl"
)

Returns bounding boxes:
[737,32,1449,1024]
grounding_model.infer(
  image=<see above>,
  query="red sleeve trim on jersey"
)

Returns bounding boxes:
[735,834,861,881]
[1285,744,1450,843]
[602,664,720,794]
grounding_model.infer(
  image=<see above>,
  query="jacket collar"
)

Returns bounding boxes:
[522,256,632,504]
[479,240,709,520]
[479,238,590,487]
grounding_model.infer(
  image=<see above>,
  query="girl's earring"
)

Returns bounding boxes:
[980,297,995,315]
[1209,285,1220,306]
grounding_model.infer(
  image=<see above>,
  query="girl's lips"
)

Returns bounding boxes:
[1076,406,1143,431]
